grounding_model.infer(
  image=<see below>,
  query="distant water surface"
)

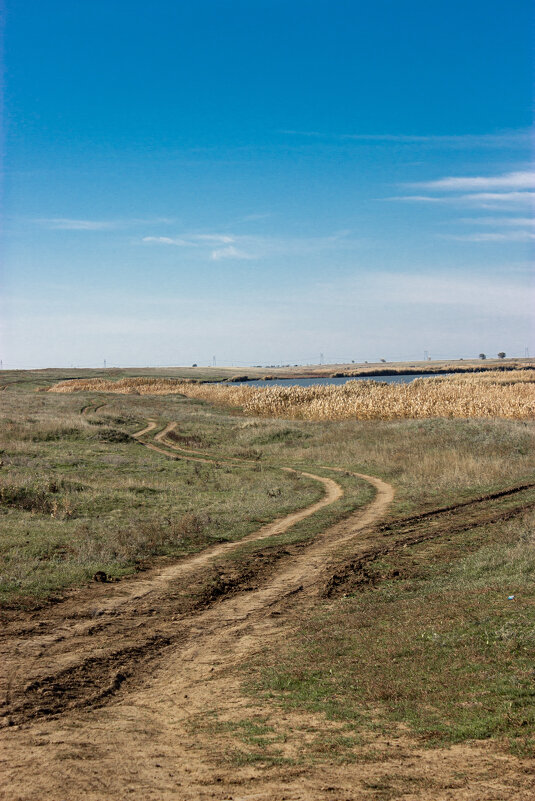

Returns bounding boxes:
[232,374,451,388]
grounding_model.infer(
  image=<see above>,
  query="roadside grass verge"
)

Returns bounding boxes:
[186,711,296,767]
[244,508,535,758]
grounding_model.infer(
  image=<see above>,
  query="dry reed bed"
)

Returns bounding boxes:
[49,373,535,421]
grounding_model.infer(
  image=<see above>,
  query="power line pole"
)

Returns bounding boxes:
[103,359,106,369]
[212,355,216,367]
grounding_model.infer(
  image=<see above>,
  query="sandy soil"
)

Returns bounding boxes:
[1,422,533,800]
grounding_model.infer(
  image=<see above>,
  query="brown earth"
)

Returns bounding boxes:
[1,423,533,800]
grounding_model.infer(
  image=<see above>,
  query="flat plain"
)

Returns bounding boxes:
[1,365,535,800]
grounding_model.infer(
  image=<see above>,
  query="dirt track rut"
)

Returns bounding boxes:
[0,421,350,724]
[1,418,532,800]
[0,423,393,799]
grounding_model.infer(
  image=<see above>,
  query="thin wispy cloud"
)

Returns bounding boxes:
[388,195,442,203]
[459,217,535,227]
[193,234,235,244]
[389,191,535,208]
[444,231,535,242]
[210,245,255,261]
[141,236,191,246]
[140,229,356,260]
[389,166,535,244]
[281,129,532,148]
[37,218,116,231]
[37,217,177,231]
[413,170,535,191]
[142,233,235,247]
[458,192,535,208]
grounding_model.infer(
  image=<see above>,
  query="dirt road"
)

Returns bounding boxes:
[1,422,532,800]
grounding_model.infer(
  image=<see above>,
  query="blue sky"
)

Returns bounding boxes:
[1,0,533,368]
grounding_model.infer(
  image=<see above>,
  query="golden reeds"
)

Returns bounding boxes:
[49,372,535,421]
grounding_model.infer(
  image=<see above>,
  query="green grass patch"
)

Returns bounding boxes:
[245,510,535,757]
[2,373,535,617]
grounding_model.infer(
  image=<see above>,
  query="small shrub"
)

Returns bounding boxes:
[166,429,206,448]
[30,426,83,442]
[255,428,311,445]
[0,484,52,514]
[93,428,132,443]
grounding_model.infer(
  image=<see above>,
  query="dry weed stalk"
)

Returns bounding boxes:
[49,373,535,421]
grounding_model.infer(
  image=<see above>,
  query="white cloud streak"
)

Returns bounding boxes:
[210,245,255,261]
[142,236,190,246]
[36,216,177,231]
[413,170,535,191]
[194,234,235,244]
[142,233,236,247]
[459,217,535,227]
[444,231,535,242]
[281,129,532,148]
[140,229,356,260]
[389,191,535,208]
[37,218,116,231]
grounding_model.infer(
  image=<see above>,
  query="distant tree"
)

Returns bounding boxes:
[497,352,506,359]
[380,358,386,363]
[191,363,198,367]
[479,353,486,360]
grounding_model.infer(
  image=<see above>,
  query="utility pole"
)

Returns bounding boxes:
[212,355,216,367]
[424,350,428,361]
[320,352,324,365]
[103,359,106,369]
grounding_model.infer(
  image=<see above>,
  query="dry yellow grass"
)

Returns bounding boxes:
[49,372,535,421]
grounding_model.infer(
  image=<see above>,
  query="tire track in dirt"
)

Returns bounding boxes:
[156,422,535,526]
[0,430,396,800]
[324,495,535,597]
[378,481,535,531]
[132,420,158,437]
[80,402,108,416]
[0,420,346,727]
[4,413,526,729]
[3,417,532,800]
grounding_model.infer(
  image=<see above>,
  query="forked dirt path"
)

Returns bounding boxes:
[0,422,398,800]
[0,421,344,702]
[1,419,531,800]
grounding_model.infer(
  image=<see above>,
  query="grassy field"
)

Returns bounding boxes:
[0,386,331,606]
[243,504,535,762]
[2,367,535,766]
[2,370,535,603]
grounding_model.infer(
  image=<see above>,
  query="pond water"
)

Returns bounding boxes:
[233,374,450,388]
